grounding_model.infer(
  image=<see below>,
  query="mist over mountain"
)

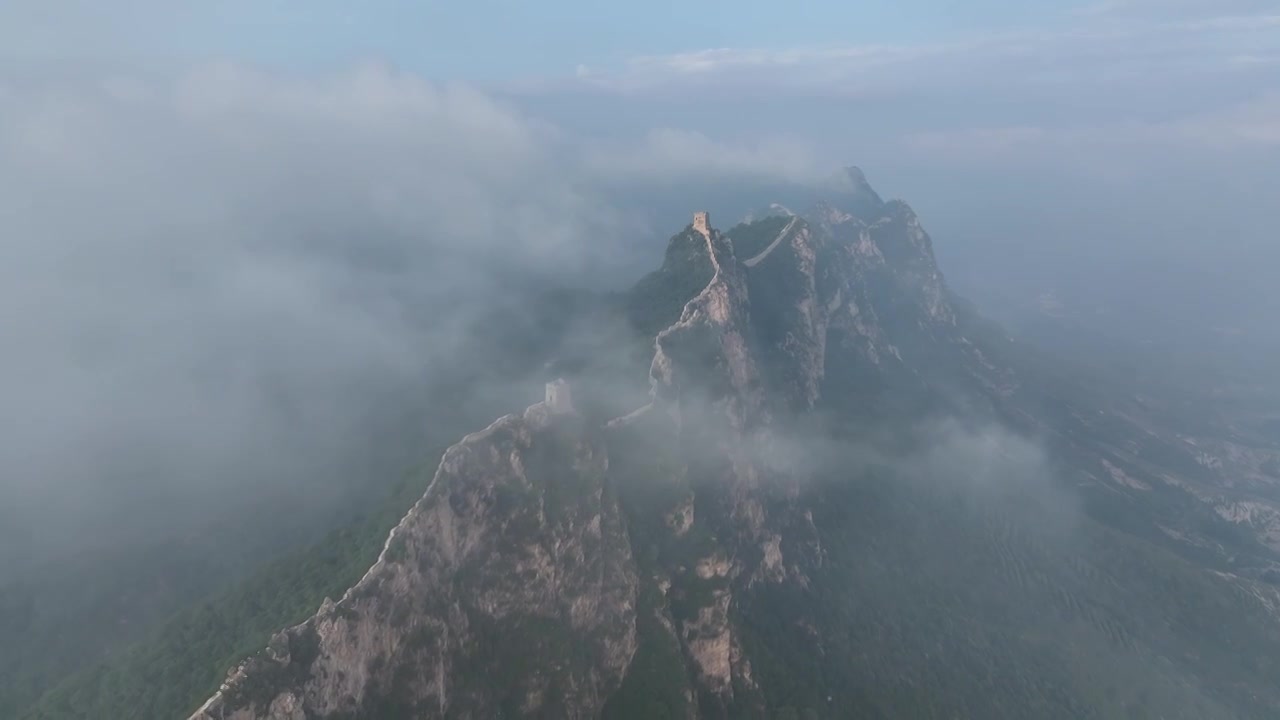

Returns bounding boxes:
[11,164,1276,718]
[2,2,1279,717]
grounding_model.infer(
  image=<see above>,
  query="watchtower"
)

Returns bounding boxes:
[545,378,574,415]
[692,211,710,237]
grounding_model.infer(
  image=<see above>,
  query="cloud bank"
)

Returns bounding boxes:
[0,62,827,570]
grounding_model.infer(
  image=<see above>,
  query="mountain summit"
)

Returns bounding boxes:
[816,165,886,218]
[182,171,1280,719]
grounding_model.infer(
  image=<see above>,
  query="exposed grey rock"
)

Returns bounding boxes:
[191,401,637,719]
[650,214,765,432]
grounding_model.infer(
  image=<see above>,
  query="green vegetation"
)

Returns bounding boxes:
[733,457,1280,719]
[603,418,698,720]
[0,461,405,718]
[528,419,598,526]
[626,229,715,338]
[26,470,425,719]
[600,578,692,720]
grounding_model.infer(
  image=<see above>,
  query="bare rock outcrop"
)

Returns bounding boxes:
[192,396,637,719]
[650,213,766,432]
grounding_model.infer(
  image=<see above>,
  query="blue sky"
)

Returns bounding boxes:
[0,1,1169,76]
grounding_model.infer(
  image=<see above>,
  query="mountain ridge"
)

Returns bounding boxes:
[185,187,974,717]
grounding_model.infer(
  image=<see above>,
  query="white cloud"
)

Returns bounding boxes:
[627,43,951,76]
[0,65,556,537]
[1172,92,1280,147]
[902,92,1280,159]
[565,5,1277,101]
[0,60,836,559]
[1078,0,1276,20]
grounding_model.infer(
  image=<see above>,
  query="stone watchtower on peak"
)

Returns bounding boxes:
[692,211,711,237]
[545,378,574,415]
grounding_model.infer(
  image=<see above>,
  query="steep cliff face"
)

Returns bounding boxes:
[732,188,977,412]
[627,213,835,717]
[650,216,764,432]
[192,398,637,719]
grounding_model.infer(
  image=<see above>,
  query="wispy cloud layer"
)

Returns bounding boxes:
[904,91,1280,157]
[0,61,834,563]
[581,128,824,184]
[0,64,577,550]
[520,1,1280,224]
[575,8,1277,98]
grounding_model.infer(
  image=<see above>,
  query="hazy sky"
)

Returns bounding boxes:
[4,2,1275,79]
[0,2,1132,73]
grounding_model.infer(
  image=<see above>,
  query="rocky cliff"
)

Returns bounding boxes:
[192,397,637,719]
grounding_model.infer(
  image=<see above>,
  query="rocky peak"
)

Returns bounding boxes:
[650,212,764,431]
[815,165,886,218]
[644,177,968,414]
[809,200,858,230]
[845,165,868,183]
